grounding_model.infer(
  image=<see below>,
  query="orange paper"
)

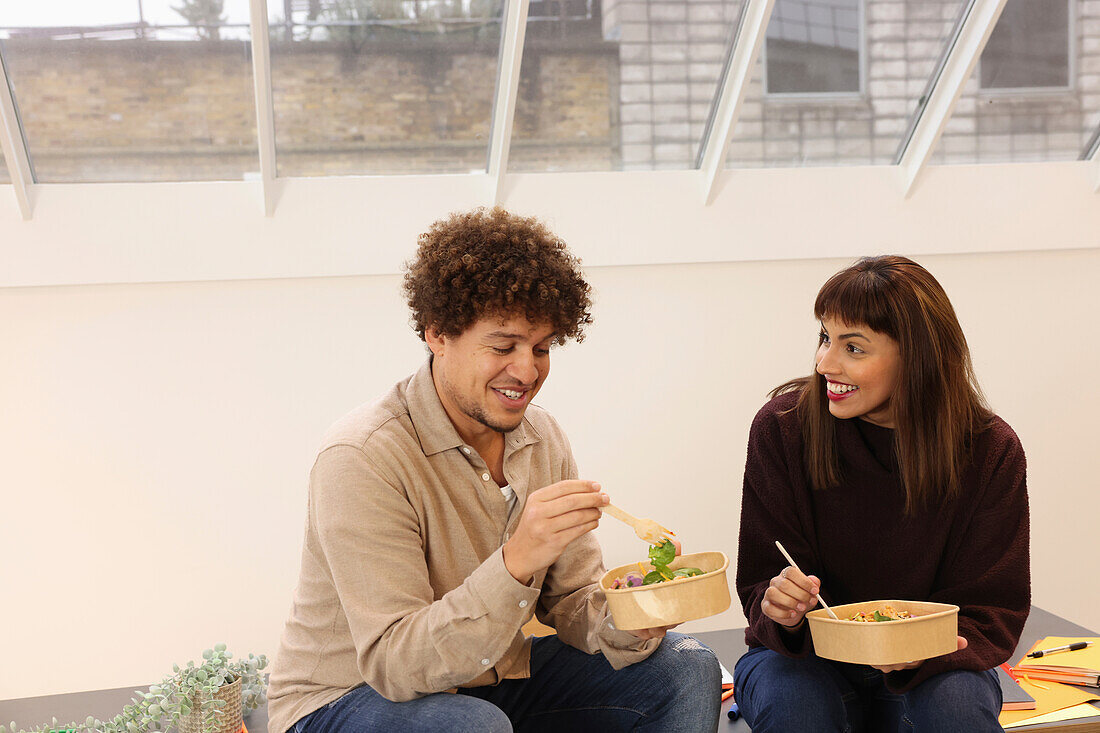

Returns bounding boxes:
[998,676,1100,727]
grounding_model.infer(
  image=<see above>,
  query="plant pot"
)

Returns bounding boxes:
[178,675,242,733]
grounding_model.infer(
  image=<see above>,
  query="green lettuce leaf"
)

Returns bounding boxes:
[648,539,677,567]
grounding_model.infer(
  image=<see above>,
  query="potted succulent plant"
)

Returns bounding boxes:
[2,644,268,733]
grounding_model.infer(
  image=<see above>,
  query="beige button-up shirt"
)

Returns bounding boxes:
[267,359,657,733]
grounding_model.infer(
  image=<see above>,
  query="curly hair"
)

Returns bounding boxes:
[403,207,593,344]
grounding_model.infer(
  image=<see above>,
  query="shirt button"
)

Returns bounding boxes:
[519,600,528,609]
[608,621,616,630]
[482,472,491,481]
[481,658,491,666]
[462,447,471,455]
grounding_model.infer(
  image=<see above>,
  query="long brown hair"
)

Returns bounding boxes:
[773,256,993,512]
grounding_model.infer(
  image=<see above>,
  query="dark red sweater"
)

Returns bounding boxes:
[736,391,1030,692]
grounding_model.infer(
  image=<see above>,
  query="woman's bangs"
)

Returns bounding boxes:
[813,270,895,337]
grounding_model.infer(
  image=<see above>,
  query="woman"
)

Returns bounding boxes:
[734,256,1029,731]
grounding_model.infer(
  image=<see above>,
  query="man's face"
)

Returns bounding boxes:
[426,314,556,441]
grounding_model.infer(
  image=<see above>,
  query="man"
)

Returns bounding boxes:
[267,208,721,733]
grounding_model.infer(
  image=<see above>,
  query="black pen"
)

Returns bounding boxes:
[1026,641,1093,659]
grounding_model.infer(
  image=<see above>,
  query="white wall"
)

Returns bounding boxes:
[2,162,1099,288]
[2,246,1098,700]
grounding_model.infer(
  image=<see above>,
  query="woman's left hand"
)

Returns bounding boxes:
[872,636,968,673]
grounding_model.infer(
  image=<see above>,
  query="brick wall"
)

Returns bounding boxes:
[0,35,618,182]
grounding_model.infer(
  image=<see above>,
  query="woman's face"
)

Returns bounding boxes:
[815,316,902,428]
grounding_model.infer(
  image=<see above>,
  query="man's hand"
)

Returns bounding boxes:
[760,565,821,628]
[503,480,607,584]
[871,636,968,673]
[628,623,679,640]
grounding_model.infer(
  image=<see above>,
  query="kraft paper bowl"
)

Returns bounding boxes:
[807,600,959,666]
[600,551,731,631]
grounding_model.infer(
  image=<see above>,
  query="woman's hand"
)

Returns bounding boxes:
[871,636,968,673]
[760,565,821,628]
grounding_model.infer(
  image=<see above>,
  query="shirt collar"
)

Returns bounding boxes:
[406,356,542,457]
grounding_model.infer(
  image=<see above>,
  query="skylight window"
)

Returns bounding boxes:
[934,0,1097,164]
[0,0,259,183]
[764,0,861,95]
[728,0,969,168]
[508,0,745,172]
[980,0,1071,90]
[268,0,505,176]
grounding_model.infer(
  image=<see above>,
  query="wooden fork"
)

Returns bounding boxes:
[601,503,676,545]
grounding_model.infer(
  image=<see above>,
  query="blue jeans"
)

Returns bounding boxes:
[293,632,721,733]
[733,645,1003,732]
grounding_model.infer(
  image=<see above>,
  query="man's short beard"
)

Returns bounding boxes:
[468,406,512,434]
[442,375,522,434]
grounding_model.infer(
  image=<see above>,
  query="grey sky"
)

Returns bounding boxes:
[1,1,253,28]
